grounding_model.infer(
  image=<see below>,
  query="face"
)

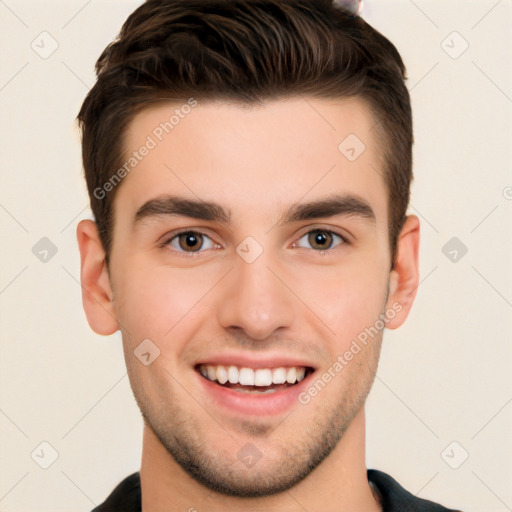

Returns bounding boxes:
[79,96,418,497]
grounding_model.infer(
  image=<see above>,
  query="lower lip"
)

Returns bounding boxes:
[196,370,314,416]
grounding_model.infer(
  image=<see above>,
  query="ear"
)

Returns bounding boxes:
[385,215,420,329]
[76,219,119,335]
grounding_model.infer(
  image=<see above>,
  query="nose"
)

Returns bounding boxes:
[216,250,295,341]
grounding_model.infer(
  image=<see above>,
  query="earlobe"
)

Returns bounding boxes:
[385,215,420,330]
[76,219,119,335]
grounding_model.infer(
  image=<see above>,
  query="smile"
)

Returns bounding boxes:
[195,362,316,415]
[197,364,312,394]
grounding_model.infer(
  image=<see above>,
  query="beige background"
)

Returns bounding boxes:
[0,0,511,510]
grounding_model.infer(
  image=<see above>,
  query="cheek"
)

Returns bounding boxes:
[112,263,213,343]
[292,257,389,345]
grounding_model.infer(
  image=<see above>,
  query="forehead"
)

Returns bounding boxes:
[115,96,388,229]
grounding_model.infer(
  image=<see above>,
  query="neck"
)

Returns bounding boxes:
[140,407,381,512]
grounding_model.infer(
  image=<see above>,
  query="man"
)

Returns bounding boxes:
[76,0,462,510]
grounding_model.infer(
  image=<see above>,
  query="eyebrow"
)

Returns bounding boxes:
[133,194,376,227]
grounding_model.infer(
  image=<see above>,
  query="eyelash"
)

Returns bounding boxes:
[161,228,349,257]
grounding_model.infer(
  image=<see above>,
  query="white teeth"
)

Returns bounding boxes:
[207,366,216,381]
[272,367,287,384]
[254,368,272,386]
[199,364,309,386]
[239,367,255,386]
[286,367,297,384]
[216,366,228,384]
[227,365,239,384]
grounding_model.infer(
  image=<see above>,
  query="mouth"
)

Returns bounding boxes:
[195,363,315,394]
[193,361,318,416]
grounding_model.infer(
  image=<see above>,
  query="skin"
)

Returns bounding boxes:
[77,96,420,512]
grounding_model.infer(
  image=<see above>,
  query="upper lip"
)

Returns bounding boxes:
[194,352,317,371]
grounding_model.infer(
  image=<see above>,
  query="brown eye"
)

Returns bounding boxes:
[165,231,217,254]
[295,229,346,252]
[308,230,333,250]
[178,232,204,251]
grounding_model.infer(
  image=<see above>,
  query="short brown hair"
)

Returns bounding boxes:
[77,0,412,266]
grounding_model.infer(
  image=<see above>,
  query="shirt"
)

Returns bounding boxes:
[91,469,462,511]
